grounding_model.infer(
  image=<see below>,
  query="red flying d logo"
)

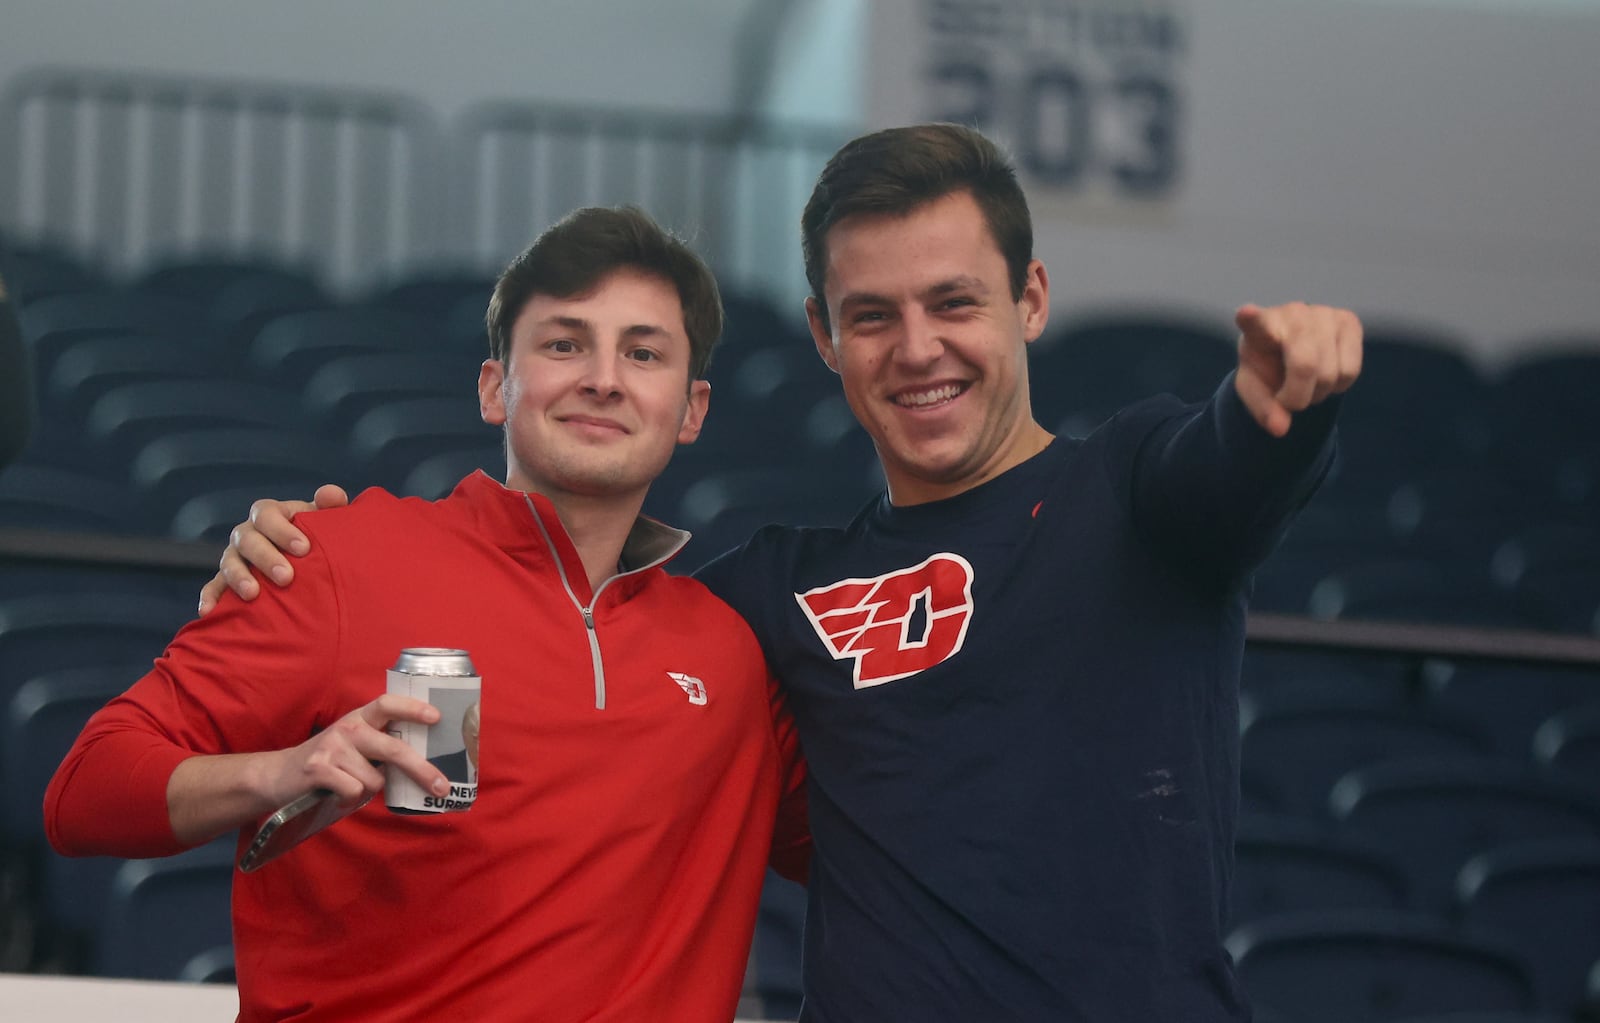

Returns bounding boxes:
[795,553,976,689]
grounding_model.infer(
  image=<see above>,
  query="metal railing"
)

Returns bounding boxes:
[1,68,848,306]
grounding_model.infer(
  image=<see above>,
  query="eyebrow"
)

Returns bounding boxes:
[836,275,991,311]
[530,315,672,340]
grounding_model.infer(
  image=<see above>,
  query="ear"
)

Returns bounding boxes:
[1020,259,1050,344]
[676,378,711,444]
[479,359,507,425]
[806,297,840,374]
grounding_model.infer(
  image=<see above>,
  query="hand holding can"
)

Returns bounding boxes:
[385,648,481,814]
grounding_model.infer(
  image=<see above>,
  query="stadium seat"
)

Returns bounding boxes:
[1227,908,1537,1022]
[84,378,306,475]
[720,291,806,354]
[0,244,108,304]
[17,291,209,383]
[1488,348,1600,461]
[302,352,475,434]
[1330,756,1600,911]
[1424,660,1600,759]
[128,426,353,530]
[1489,522,1600,633]
[1028,315,1236,434]
[246,307,442,386]
[135,257,322,310]
[1239,693,1492,817]
[740,870,805,1022]
[1331,326,1489,494]
[2,664,140,846]
[0,664,139,971]
[0,464,136,533]
[708,342,838,459]
[138,259,330,364]
[1308,560,1541,630]
[176,944,236,984]
[167,485,302,544]
[346,395,498,492]
[1455,838,1600,1016]
[94,837,235,980]
[1230,814,1409,928]
[665,464,868,572]
[46,333,220,424]
[366,271,496,325]
[1,658,174,965]
[399,448,503,501]
[1238,645,1416,710]
[0,593,187,710]
[1531,703,1600,786]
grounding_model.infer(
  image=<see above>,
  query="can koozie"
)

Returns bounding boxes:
[384,648,480,814]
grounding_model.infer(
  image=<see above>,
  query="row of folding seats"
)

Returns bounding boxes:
[1229,823,1600,1019]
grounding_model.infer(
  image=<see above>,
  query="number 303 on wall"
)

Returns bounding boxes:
[927,59,1182,196]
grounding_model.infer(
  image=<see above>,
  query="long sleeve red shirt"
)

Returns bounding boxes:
[46,472,809,1022]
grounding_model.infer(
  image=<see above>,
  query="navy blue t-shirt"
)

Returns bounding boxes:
[697,378,1337,1021]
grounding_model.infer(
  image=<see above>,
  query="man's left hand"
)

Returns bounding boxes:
[1233,302,1363,438]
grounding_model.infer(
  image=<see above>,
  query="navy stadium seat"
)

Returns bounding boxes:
[128,426,352,530]
[46,333,219,422]
[1230,814,1409,928]
[247,307,442,386]
[1029,314,1236,435]
[399,449,503,501]
[84,378,305,475]
[95,837,235,980]
[1227,908,1538,1022]
[665,464,869,572]
[740,870,805,1022]
[1308,560,1541,630]
[366,271,495,324]
[0,464,135,533]
[302,352,474,434]
[1330,756,1600,911]
[3,665,138,843]
[1489,522,1600,634]
[17,291,208,383]
[1423,661,1600,759]
[135,257,322,309]
[1239,693,1492,817]
[0,593,186,710]
[0,244,108,304]
[1531,703,1600,786]
[1455,838,1600,1016]
[346,395,498,493]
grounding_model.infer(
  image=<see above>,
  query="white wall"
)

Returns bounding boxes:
[0,0,752,120]
[866,0,1600,370]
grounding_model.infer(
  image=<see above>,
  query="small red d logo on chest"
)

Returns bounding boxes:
[795,553,976,689]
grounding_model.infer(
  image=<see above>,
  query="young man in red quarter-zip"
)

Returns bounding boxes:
[44,206,809,1023]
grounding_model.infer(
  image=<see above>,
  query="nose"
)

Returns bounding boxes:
[891,307,945,369]
[578,350,624,399]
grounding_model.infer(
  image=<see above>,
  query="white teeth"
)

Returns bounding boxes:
[897,384,963,407]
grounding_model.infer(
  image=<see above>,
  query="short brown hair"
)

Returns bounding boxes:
[485,206,723,380]
[801,123,1033,331]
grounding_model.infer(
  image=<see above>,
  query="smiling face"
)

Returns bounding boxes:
[479,268,709,506]
[807,189,1052,506]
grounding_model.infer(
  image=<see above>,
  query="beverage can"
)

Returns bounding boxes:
[384,648,480,814]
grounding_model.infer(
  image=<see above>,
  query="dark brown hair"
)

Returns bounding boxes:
[801,123,1033,331]
[485,206,723,379]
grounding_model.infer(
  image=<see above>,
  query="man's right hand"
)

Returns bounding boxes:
[167,693,449,846]
[198,484,351,616]
[260,694,447,809]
